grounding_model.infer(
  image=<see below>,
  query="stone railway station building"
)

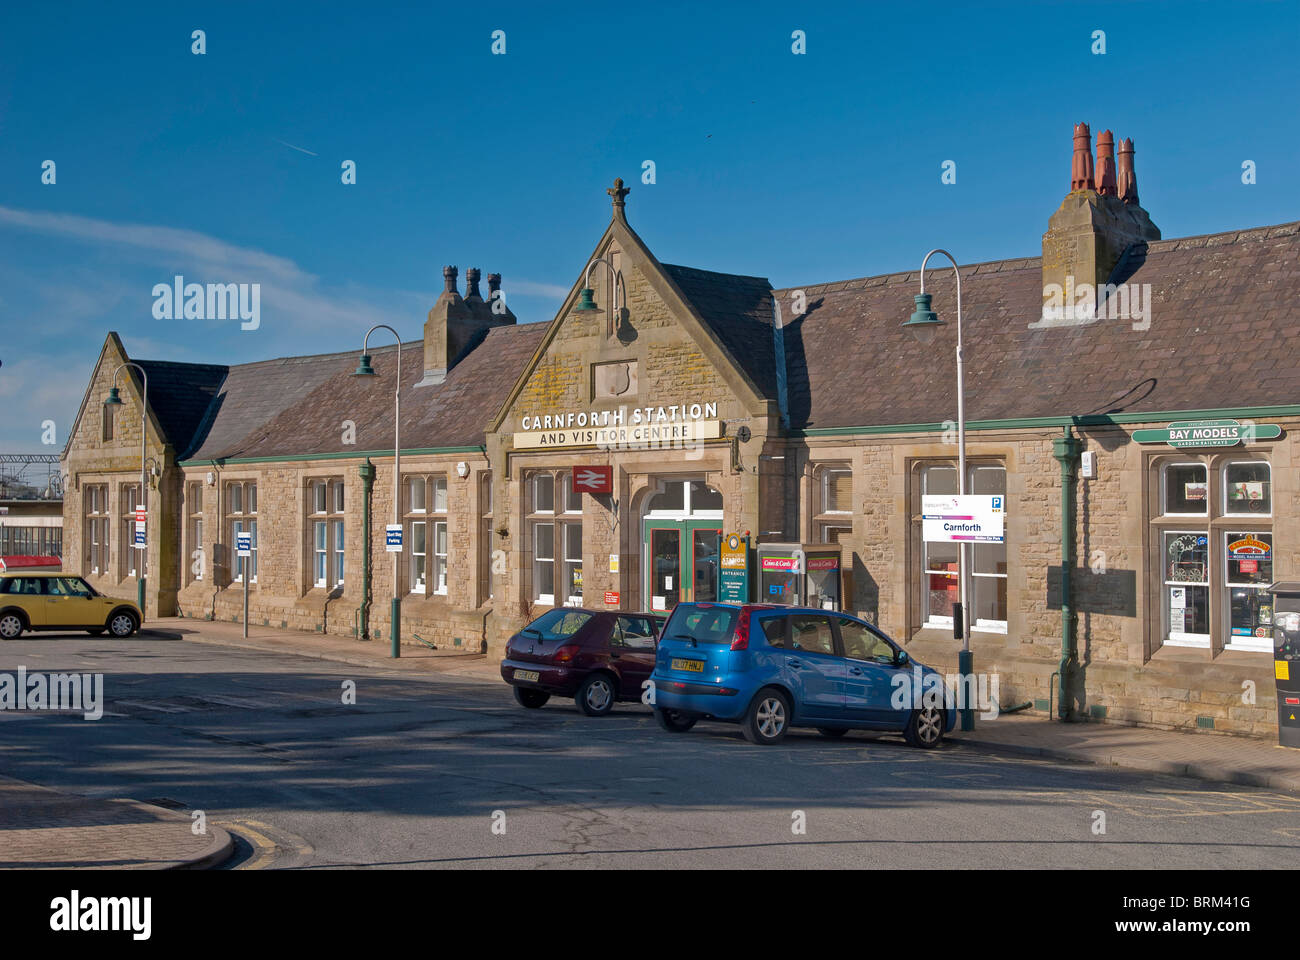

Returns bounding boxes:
[62,127,1300,739]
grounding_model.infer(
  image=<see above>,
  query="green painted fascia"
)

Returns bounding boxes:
[179,445,484,467]
[795,404,1300,439]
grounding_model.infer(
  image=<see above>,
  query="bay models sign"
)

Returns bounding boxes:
[922,495,1006,543]
[514,401,721,450]
[1133,419,1282,448]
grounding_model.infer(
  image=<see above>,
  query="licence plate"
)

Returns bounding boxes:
[671,658,704,673]
[514,669,540,683]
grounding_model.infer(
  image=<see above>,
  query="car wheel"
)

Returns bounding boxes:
[742,689,790,745]
[86,629,105,636]
[0,613,24,640]
[108,612,138,638]
[513,686,550,709]
[654,707,697,733]
[576,674,615,717]
[904,705,945,749]
[817,727,848,738]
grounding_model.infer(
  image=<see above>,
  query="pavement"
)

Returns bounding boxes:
[2,615,1296,869]
[0,775,233,870]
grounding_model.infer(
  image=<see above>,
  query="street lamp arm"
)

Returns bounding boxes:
[917,248,963,348]
[361,324,403,392]
[583,257,626,311]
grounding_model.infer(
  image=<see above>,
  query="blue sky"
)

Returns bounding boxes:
[0,0,1296,453]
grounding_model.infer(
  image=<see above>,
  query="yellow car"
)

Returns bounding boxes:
[0,572,141,639]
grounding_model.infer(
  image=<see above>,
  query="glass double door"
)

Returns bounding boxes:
[644,520,721,612]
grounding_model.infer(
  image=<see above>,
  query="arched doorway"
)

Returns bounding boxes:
[641,479,723,612]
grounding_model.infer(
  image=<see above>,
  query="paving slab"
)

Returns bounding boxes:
[0,776,234,870]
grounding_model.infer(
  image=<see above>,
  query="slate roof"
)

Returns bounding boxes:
[134,360,228,457]
[128,219,1300,460]
[182,322,547,461]
[766,220,1300,430]
[662,264,778,399]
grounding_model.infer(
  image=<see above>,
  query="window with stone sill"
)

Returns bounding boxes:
[814,465,852,544]
[917,463,1007,632]
[186,481,204,583]
[1151,456,1272,652]
[118,484,141,580]
[528,471,582,605]
[84,484,109,576]
[226,481,257,584]
[310,479,345,589]
[405,474,448,595]
[479,472,495,604]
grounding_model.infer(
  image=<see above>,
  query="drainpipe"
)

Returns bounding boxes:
[1052,425,1082,721]
[358,458,375,640]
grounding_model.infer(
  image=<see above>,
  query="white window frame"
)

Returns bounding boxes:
[228,482,257,584]
[920,464,1008,633]
[533,521,555,605]
[562,520,583,606]
[120,484,140,579]
[1223,530,1274,653]
[310,479,345,589]
[821,467,852,515]
[409,476,427,514]
[534,473,555,514]
[313,521,329,588]
[1162,529,1210,648]
[1222,460,1271,518]
[409,520,428,594]
[431,520,448,595]
[563,472,583,514]
[1161,461,1209,517]
[333,519,345,588]
[86,485,109,576]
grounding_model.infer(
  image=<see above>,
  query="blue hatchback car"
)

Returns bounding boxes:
[649,602,956,747]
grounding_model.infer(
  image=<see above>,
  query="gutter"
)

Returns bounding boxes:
[1052,424,1083,721]
[358,459,375,640]
[794,403,1300,439]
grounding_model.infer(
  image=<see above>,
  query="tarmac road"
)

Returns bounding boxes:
[2,633,1299,869]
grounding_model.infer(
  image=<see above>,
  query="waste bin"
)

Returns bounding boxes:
[1266,581,1300,748]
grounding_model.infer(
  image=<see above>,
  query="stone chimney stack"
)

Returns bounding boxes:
[416,265,517,387]
[1041,123,1161,320]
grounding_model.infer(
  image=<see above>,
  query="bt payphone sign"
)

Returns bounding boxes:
[922,495,1005,543]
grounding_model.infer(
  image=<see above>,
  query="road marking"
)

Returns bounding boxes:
[217,818,313,870]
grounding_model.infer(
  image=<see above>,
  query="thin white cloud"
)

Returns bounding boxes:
[0,206,307,284]
[273,138,319,157]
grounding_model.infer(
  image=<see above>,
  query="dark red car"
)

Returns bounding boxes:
[501,607,665,716]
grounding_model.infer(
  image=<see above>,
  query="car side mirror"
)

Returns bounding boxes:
[895,650,910,668]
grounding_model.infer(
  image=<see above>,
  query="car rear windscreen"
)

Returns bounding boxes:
[525,609,593,640]
[662,605,738,645]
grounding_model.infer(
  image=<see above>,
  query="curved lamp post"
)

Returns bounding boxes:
[104,362,149,620]
[354,325,403,658]
[573,256,626,336]
[903,249,975,731]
